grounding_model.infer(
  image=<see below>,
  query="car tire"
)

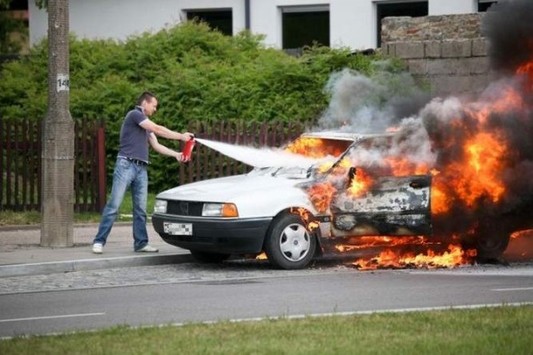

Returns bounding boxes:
[475,220,511,261]
[264,213,317,270]
[190,250,231,263]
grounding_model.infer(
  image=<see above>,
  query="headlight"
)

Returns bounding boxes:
[202,203,239,217]
[153,199,167,213]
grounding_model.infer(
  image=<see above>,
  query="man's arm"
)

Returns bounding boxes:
[140,118,193,141]
[148,133,189,162]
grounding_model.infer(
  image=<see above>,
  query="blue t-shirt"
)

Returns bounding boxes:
[117,106,151,163]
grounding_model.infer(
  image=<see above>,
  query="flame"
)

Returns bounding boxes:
[451,132,507,207]
[291,207,320,231]
[429,86,520,215]
[354,244,476,270]
[256,252,268,260]
[285,137,345,158]
[347,168,373,197]
[307,183,337,214]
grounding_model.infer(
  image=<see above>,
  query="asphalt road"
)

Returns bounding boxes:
[1,260,532,338]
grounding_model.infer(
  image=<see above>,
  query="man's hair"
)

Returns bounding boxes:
[137,91,157,106]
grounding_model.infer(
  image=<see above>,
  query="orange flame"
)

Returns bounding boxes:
[256,252,268,260]
[429,86,520,215]
[354,244,476,270]
[290,207,320,231]
[285,137,346,158]
[347,168,374,197]
[308,183,337,213]
[453,132,507,206]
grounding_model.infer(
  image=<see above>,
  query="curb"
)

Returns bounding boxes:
[0,253,193,278]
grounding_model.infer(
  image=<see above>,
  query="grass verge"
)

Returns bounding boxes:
[1,305,532,354]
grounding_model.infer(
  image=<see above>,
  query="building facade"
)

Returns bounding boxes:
[28,0,498,50]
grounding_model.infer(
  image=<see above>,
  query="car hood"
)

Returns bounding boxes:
[157,173,311,202]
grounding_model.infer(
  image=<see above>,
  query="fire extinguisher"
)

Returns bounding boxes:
[182,137,196,161]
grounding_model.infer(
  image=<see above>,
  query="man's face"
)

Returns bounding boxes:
[143,98,158,117]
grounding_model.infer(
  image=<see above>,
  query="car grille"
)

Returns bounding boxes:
[166,200,204,216]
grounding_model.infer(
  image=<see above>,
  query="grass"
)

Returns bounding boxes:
[0,194,157,226]
[0,305,532,354]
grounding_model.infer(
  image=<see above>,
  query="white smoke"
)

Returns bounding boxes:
[316,67,438,170]
[195,63,451,172]
[318,65,429,134]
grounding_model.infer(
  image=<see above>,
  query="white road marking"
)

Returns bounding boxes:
[491,287,533,292]
[0,312,105,323]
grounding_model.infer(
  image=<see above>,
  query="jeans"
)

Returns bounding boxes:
[93,157,149,251]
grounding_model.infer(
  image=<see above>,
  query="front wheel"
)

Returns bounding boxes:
[264,213,317,270]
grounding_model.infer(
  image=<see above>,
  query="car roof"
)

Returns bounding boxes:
[300,131,395,142]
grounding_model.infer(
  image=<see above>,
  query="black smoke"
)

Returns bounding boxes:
[483,0,533,74]
[481,0,533,211]
[428,0,533,254]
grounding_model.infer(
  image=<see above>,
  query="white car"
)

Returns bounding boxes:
[152,131,433,269]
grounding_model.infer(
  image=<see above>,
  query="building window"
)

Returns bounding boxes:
[478,1,498,12]
[376,1,428,47]
[186,9,233,36]
[281,5,330,55]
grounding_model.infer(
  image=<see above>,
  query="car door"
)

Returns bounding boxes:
[329,171,432,237]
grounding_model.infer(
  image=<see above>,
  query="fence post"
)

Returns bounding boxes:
[96,120,106,212]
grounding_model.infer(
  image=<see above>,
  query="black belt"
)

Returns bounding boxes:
[121,157,149,166]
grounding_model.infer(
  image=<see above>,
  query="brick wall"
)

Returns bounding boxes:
[381,14,495,97]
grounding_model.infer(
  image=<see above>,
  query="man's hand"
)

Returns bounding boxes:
[176,152,190,163]
[182,132,194,141]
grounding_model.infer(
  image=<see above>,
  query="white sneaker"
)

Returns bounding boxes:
[136,245,159,253]
[92,243,103,254]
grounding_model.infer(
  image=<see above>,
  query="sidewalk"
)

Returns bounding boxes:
[0,223,192,277]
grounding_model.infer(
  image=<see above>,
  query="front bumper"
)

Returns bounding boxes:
[152,214,272,254]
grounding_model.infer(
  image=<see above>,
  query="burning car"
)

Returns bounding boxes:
[153,0,533,269]
[152,131,440,269]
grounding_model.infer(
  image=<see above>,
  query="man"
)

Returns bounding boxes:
[92,91,193,254]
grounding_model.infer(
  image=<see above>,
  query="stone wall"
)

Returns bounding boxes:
[381,14,495,97]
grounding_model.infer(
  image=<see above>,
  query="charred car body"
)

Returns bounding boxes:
[151,132,446,269]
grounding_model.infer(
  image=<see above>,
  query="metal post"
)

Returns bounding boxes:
[41,0,74,247]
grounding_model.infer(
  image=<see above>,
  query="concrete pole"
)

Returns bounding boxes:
[41,0,74,247]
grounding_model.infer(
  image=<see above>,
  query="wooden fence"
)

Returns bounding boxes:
[1,118,310,212]
[1,118,106,212]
